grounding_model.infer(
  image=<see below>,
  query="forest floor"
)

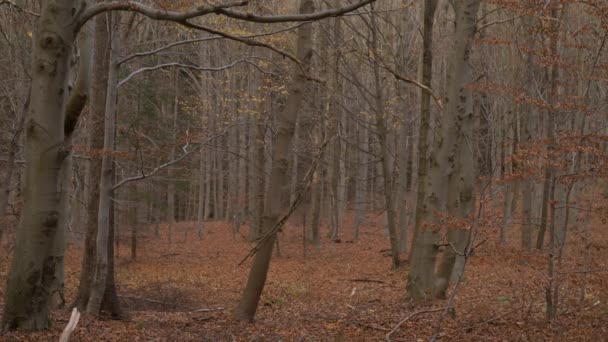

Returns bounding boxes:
[1,209,608,341]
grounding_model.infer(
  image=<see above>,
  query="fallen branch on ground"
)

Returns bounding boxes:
[386,308,443,342]
[340,278,387,284]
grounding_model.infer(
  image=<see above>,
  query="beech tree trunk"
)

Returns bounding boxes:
[74,10,110,311]
[87,13,120,315]
[234,0,314,322]
[432,0,480,299]
[370,5,400,269]
[407,0,439,300]
[2,0,91,330]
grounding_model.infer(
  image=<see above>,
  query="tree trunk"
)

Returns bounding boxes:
[370,4,400,269]
[74,10,110,311]
[87,13,120,315]
[432,0,480,299]
[354,122,369,241]
[2,0,91,330]
[520,32,535,249]
[234,0,314,322]
[197,147,205,240]
[407,0,438,300]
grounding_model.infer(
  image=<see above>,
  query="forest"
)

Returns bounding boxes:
[0,0,607,341]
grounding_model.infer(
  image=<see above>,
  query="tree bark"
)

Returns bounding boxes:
[234,0,314,322]
[87,13,120,315]
[407,0,439,300]
[74,10,110,311]
[369,4,400,269]
[2,0,91,330]
[432,0,481,299]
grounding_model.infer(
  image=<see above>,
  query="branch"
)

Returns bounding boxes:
[238,138,330,266]
[76,0,249,32]
[77,0,374,34]
[216,0,376,23]
[118,23,307,65]
[0,0,39,16]
[385,308,443,342]
[117,58,265,88]
[112,145,195,191]
[178,21,300,64]
[365,55,443,110]
[111,131,227,190]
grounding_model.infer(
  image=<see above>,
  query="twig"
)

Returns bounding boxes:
[461,307,522,331]
[238,138,330,265]
[118,295,174,306]
[191,307,224,313]
[386,308,443,342]
[340,278,386,284]
[0,0,39,16]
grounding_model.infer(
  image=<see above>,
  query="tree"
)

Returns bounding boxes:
[234,0,315,322]
[407,0,481,301]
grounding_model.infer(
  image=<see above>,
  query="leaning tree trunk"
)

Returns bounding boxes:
[2,0,92,330]
[234,0,314,322]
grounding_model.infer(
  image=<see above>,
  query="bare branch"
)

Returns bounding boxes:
[385,308,443,342]
[216,0,375,23]
[239,138,330,265]
[118,23,307,65]
[177,21,300,64]
[111,131,229,191]
[76,0,249,32]
[0,0,39,16]
[117,58,265,88]
[77,0,374,34]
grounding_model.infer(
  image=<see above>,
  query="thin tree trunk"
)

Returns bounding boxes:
[407,0,438,300]
[74,11,109,312]
[87,13,120,315]
[370,5,400,269]
[197,147,205,240]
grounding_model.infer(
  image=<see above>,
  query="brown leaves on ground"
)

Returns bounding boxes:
[1,211,608,341]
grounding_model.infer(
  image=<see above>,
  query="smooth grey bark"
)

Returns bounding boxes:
[87,12,120,315]
[395,129,410,254]
[248,91,267,241]
[369,5,400,269]
[354,122,369,241]
[197,147,205,240]
[74,10,110,312]
[326,1,344,242]
[0,96,27,244]
[433,0,480,299]
[407,0,439,300]
[2,0,92,330]
[234,0,314,322]
[520,16,536,250]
